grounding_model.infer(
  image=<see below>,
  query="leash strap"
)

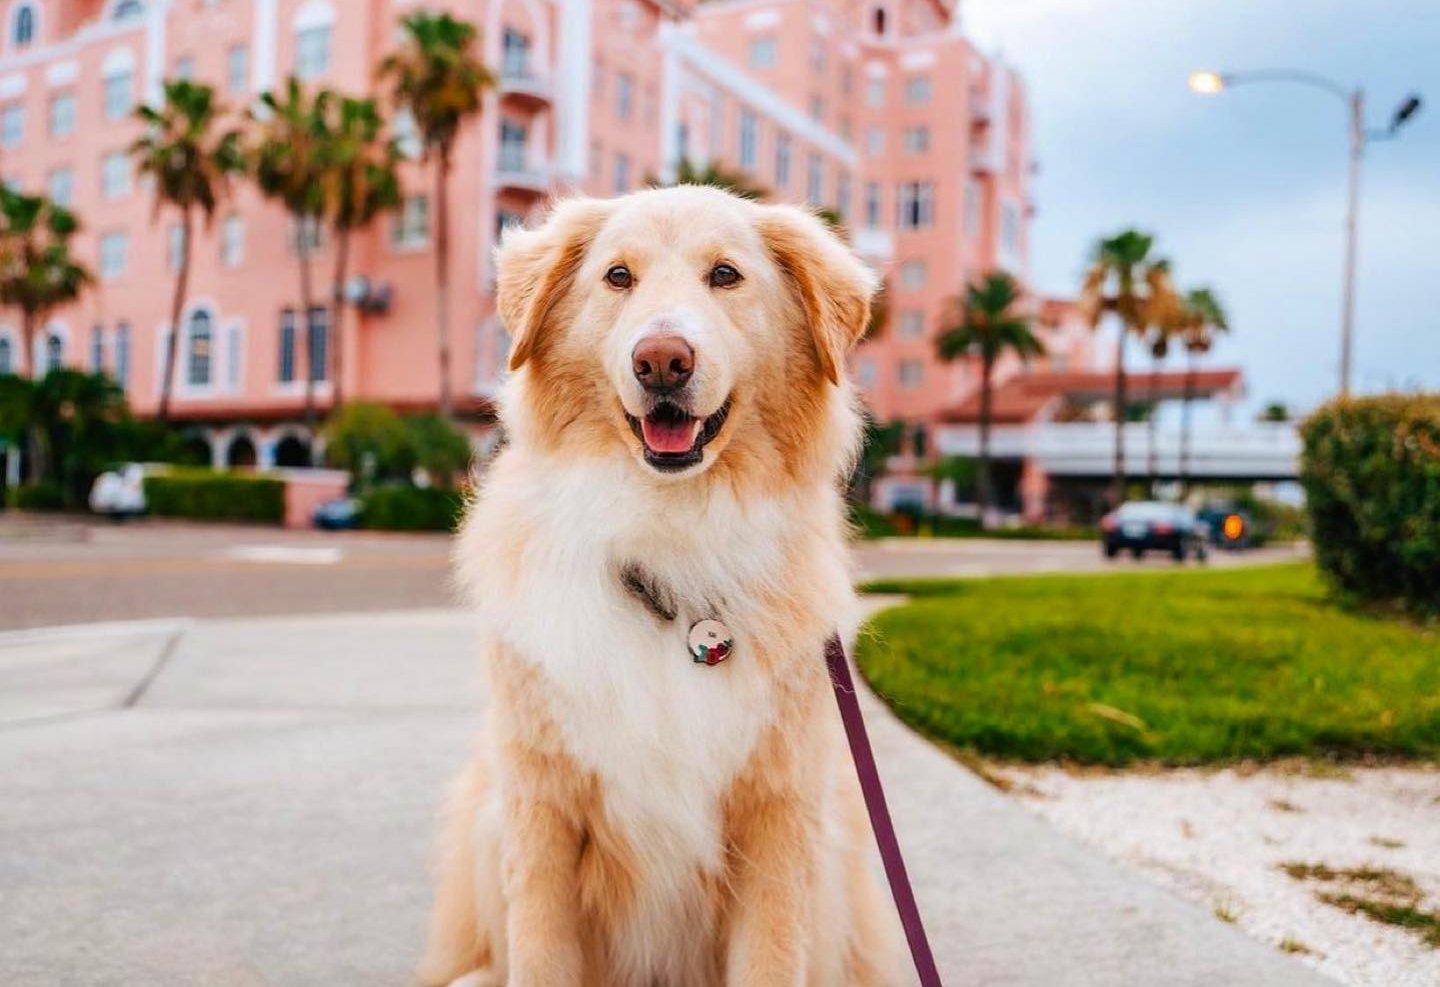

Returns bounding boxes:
[825,634,943,987]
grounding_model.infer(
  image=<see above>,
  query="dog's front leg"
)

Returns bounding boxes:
[501,797,584,986]
[725,792,816,987]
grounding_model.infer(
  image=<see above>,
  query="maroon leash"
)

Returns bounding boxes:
[825,634,943,987]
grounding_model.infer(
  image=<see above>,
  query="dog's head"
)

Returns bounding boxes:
[497,185,875,484]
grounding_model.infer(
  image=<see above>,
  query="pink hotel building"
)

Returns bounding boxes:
[0,0,1095,483]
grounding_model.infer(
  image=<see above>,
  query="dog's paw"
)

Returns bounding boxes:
[445,972,501,987]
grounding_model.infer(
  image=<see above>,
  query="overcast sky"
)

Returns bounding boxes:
[964,0,1440,415]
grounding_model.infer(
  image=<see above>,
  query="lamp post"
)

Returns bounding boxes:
[1188,69,1422,397]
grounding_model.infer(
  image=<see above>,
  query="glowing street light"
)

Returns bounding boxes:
[1188,68,1423,396]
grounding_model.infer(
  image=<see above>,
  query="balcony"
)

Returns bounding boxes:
[496,143,550,196]
[498,60,553,111]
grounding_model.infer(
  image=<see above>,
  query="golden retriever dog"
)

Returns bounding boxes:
[421,185,903,987]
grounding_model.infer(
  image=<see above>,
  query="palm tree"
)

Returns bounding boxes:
[1177,287,1229,494]
[1079,230,1180,506]
[1143,283,1189,493]
[252,78,330,428]
[0,188,91,378]
[318,95,401,411]
[0,187,92,482]
[132,79,244,424]
[936,271,1045,520]
[378,11,493,419]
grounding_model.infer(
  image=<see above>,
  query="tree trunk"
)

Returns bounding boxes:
[1110,326,1128,507]
[157,207,194,425]
[434,146,454,420]
[1180,353,1196,497]
[20,312,41,485]
[19,310,35,379]
[298,214,318,439]
[977,354,994,524]
[329,227,352,413]
[1147,349,1161,494]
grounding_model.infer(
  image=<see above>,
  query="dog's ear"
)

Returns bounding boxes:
[755,204,877,386]
[497,197,612,372]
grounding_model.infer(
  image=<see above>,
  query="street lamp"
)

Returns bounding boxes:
[1188,69,1423,396]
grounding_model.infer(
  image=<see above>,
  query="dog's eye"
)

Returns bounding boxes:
[709,263,742,289]
[605,265,633,290]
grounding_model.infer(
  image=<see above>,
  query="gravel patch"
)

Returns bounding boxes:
[999,764,1440,987]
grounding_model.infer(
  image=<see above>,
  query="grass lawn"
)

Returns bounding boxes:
[856,564,1440,766]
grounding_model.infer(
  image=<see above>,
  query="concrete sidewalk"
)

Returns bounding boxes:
[0,610,1331,986]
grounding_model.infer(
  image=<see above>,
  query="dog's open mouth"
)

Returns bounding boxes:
[626,398,731,472]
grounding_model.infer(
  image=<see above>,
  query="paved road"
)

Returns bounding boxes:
[0,515,1307,631]
[0,608,1330,987]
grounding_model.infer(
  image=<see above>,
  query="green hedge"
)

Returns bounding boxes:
[360,486,464,532]
[143,470,286,524]
[12,482,65,512]
[1300,394,1440,615]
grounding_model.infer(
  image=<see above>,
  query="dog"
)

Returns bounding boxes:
[421,185,903,986]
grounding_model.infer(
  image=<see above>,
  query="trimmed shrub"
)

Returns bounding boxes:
[360,486,464,532]
[1300,394,1440,615]
[143,469,286,524]
[13,482,65,512]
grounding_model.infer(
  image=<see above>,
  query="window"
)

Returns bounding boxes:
[964,179,981,235]
[896,181,934,230]
[676,122,689,161]
[1001,200,1020,255]
[501,28,530,77]
[856,357,876,388]
[99,232,128,279]
[835,171,851,220]
[90,325,104,372]
[104,69,134,120]
[227,44,248,95]
[498,119,527,172]
[774,132,791,189]
[186,310,212,386]
[13,4,35,47]
[899,259,926,290]
[616,73,633,120]
[864,182,881,228]
[113,0,144,20]
[167,222,185,271]
[738,109,757,170]
[221,214,244,267]
[49,92,75,138]
[291,215,323,255]
[295,25,331,80]
[393,107,421,159]
[102,152,131,199]
[904,76,932,105]
[174,56,194,81]
[872,7,887,36]
[748,37,776,69]
[306,306,328,382]
[47,167,73,207]
[865,78,884,108]
[898,359,923,390]
[44,332,63,373]
[898,310,924,338]
[902,125,930,154]
[226,323,242,389]
[392,195,430,248]
[1,104,22,148]
[806,153,823,204]
[495,209,523,238]
[114,323,130,387]
[0,336,10,374]
[865,126,883,157]
[277,310,296,383]
[614,153,630,195]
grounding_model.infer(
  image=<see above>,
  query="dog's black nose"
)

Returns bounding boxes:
[632,335,694,392]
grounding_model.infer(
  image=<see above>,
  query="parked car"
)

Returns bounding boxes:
[312,496,362,531]
[88,463,148,519]
[1100,501,1208,561]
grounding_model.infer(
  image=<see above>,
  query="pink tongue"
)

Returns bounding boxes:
[641,416,701,454]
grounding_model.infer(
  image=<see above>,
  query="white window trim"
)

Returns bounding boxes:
[292,0,335,31]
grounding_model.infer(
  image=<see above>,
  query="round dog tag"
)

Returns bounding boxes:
[688,619,733,666]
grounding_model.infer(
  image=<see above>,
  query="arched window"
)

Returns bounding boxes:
[44,332,63,373]
[186,310,212,386]
[0,336,11,375]
[113,0,144,21]
[13,4,35,47]
[873,7,886,36]
[114,322,130,388]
